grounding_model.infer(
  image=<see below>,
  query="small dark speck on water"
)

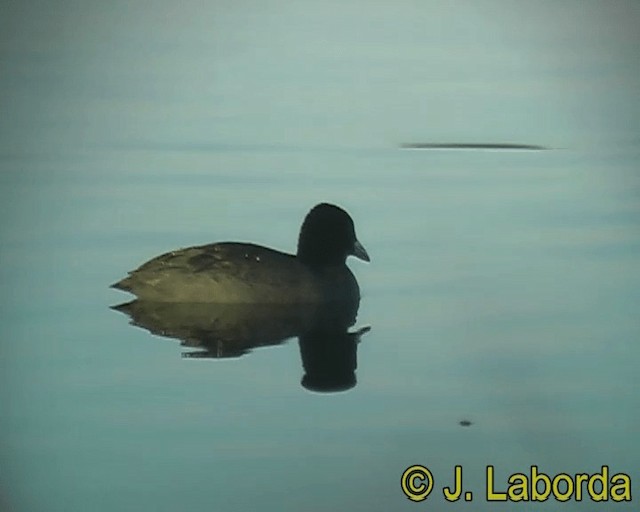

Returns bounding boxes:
[459,419,473,427]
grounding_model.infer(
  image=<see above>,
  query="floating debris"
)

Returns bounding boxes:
[400,142,548,151]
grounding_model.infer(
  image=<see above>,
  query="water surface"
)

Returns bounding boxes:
[1,2,639,511]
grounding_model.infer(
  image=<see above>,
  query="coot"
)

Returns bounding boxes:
[111,203,369,303]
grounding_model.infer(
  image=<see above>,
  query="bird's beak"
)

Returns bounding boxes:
[351,239,370,262]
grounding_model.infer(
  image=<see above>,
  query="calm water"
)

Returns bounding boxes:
[2,2,639,511]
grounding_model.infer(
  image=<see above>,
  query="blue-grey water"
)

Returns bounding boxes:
[1,2,639,511]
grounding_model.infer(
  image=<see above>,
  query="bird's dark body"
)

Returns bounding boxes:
[111,204,368,304]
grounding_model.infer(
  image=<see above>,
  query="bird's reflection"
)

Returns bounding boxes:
[112,299,369,393]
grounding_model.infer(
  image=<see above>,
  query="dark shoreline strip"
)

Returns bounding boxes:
[400,143,548,150]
